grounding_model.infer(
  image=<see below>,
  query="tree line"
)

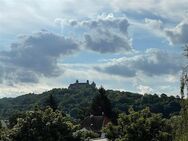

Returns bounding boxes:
[0,87,186,141]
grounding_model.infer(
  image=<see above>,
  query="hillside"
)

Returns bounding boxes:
[0,84,181,119]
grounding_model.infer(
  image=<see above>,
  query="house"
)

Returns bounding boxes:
[68,80,96,90]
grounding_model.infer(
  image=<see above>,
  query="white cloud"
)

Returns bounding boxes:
[0,83,51,98]
[165,21,188,45]
[137,85,153,95]
[96,48,183,77]
[63,13,129,34]
[165,75,179,83]
[1,0,188,39]
[0,0,110,39]
[145,18,163,30]
[109,0,157,12]
[109,0,188,21]
[144,18,165,37]
[144,18,188,45]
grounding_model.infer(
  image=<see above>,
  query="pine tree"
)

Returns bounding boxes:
[90,87,112,118]
[45,94,58,111]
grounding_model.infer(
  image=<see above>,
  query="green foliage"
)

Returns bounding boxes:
[0,87,181,120]
[133,93,181,118]
[8,107,77,141]
[74,129,99,141]
[103,107,172,141]
[0,128,11,141]
[0,85,182,141]
[91,87,112,118]
[173,100,188,141]
[44,94,58,111]
[8,112,26,128]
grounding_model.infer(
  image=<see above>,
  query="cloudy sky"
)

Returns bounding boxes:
[0,0,188,97]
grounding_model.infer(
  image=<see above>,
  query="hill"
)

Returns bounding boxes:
[0,83,181,119]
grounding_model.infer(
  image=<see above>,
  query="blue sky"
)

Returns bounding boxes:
[0,0,188,97]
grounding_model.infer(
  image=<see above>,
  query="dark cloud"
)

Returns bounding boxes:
[63,14,132,53]
[96,48,182,77]
[84,29,132,53]
[0,30,79,83]
[2,67,38,83]
[134,49,181,76]
[96,64,136,77]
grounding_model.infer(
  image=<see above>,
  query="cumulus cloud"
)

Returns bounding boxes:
[84,29,132,53]
[58,14,132,53]
[96,48,183,77]
[165,21,188,45]
[144,18,188,45]
[65,14,129,34]
[0,30,79,83]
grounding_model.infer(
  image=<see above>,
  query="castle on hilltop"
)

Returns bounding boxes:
[68,80,96,89]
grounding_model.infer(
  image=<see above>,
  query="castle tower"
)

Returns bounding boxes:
[87,80,89,84]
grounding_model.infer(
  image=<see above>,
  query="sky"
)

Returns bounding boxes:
[0,0,188,97]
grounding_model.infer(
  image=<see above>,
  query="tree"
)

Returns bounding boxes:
[173,44,188,140]
[9,107,78,141]
[74,129,99,141]
[90,87,112,118]
[103,108,172,141]
[44,94,58,111]
[0,128,10,141]
[8,112,26,128]
[173,100,188,141]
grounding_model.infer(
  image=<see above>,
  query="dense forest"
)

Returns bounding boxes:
[0,84,186,141]
[0,84,181,120]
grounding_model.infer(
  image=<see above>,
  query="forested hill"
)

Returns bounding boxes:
[0,85,181,119]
